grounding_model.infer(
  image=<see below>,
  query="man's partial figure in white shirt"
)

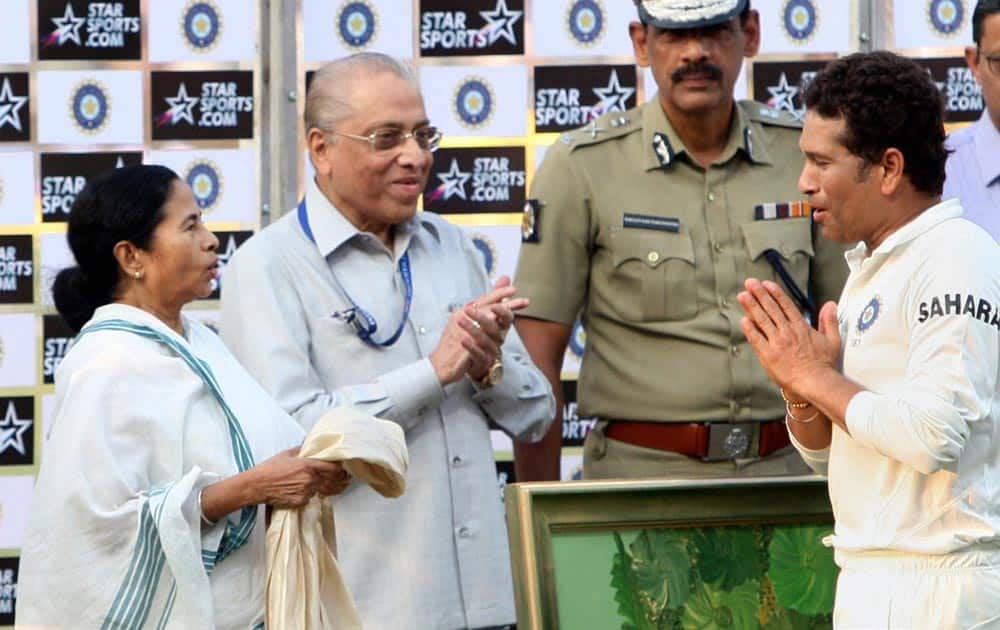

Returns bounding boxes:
[944,0,1000,239]
[220,53,555,630]
[738,51,1000,628]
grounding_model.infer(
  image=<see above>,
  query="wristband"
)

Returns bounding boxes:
[786,409,819,424]
[197,490,216,527]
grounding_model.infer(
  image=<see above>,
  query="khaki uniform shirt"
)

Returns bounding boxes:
[516,99,848,423]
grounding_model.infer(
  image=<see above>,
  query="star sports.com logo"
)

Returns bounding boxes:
[156,83,198,127]
[42,3,85,48]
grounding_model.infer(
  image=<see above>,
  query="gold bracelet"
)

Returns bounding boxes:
[779,387,810,409]
[786,408,819,424]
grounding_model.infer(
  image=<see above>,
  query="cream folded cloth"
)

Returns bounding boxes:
[265,406,408,629]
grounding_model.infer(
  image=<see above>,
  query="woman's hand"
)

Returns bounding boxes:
[201,448,351,521]
[249,448,351,509]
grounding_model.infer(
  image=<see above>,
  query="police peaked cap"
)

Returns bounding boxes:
[634,0,749,29]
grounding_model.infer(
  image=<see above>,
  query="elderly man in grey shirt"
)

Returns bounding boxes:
[220,53,555,630]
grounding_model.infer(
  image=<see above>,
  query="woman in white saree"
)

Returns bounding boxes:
[16,165,351,629]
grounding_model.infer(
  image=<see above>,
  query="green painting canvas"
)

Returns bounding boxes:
[551,524,837,630]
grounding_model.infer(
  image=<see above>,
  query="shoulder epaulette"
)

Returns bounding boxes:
[560,107,641,151]
[741,100,803,130]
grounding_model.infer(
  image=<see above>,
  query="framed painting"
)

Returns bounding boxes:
[505,476,836,629]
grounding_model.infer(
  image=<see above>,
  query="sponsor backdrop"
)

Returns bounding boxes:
[0,0,982,622]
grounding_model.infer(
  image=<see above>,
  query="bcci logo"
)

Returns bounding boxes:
[69,80,111,134]
[567,0,605,47]
[782,0,818,43]
[337,0,378,50]
[471,233,498,279]
[182,0,223,52]
[185,160,223,212]
[856,295,882,333]
[453,77,495,129]
[928,0,964,36]
[569,318,586,358]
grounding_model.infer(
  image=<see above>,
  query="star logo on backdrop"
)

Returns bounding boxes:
[0,78,28,132]
[592,70,635,114]
[45,3,86,47]
[210,235,239,294]
[767,72,800,118]
[0,401,31,457]
[219,235,238,265]
[480,0,522,46]
[435,159,471,201]
[161,83,199,126]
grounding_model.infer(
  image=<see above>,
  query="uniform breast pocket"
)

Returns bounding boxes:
[609,227,697,322]
[741,219,815,300]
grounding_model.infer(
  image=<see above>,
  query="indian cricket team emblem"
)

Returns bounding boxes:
[569,318,586,358]
[185,160,223,212]
[69,80,111,134]
[471,233,498,279]
[182,0,223,52]
[928,0,964,36]
[453,77,495,129]
[856,295,882,333]
[782,0,818,43]
[567,0,605,46]
[337,1,378,50]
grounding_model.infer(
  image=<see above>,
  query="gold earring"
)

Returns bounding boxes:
[134,271,142,279]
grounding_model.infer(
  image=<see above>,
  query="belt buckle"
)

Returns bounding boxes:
[703,422,754,462]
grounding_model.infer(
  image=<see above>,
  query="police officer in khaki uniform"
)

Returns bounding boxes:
[513,0,849,480]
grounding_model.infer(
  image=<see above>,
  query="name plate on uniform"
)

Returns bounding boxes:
[622,213,680,232]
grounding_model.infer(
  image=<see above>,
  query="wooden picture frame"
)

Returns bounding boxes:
[505,476,835,629]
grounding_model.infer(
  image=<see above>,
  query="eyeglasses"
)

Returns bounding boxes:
[330,126,442,152]
[982,50,1000,76]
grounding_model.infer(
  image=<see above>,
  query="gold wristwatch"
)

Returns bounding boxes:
[472,355,504,390]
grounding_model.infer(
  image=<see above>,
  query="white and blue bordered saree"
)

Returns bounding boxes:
[16,303,304,629]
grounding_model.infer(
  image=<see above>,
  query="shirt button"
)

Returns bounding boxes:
[707,192,717,202]
[647,251,660,263]
[720,299,730,309]
[730,345,741,357]
[457,526,470,538]
[418,326,428,334]
[451,456,462,467]
[713,242,723,254]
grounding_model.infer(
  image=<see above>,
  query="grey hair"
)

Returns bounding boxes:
[304,52,419,135]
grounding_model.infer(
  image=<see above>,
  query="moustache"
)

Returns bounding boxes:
[670,62,724,83]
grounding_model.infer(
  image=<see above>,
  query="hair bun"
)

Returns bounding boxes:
[52,266,104,333]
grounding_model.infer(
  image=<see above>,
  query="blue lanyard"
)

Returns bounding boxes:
[298,199,413,348]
